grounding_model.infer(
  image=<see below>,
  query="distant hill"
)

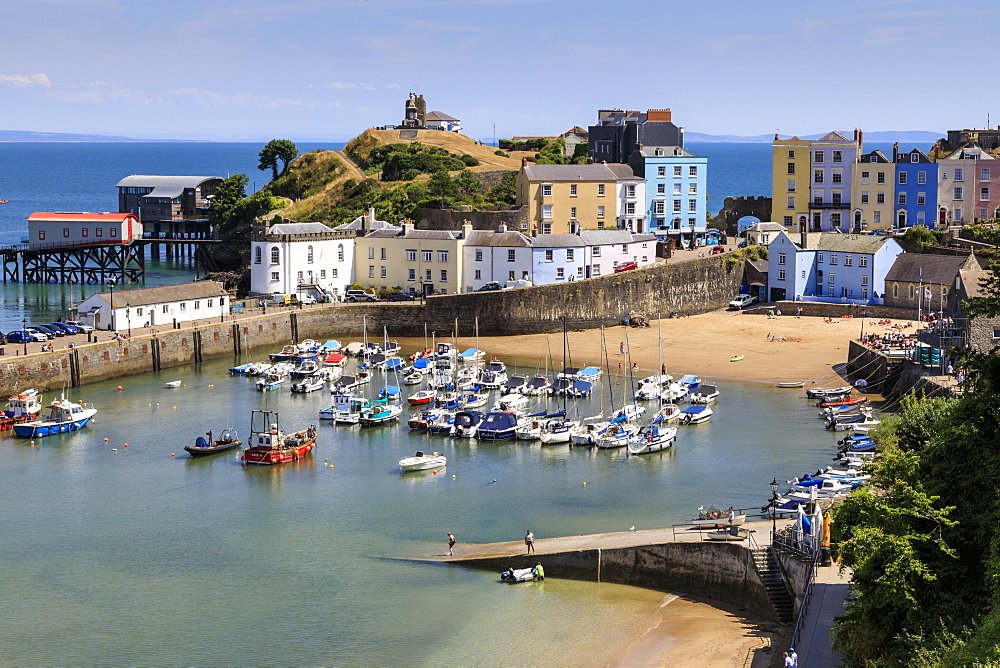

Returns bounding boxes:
[0,130,143,142]
[686,130,943,144]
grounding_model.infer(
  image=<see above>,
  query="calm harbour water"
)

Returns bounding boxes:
[0,142,848,663]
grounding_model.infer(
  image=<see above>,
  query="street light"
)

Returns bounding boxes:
[126,303,131,337]
[107,275,117,331]
[770,477,780,539]
[21,317,27,356]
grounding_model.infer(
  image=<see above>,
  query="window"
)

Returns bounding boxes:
[307,245,314,263]
[783,215,793,226]
[674,166,682,177]
[898,172,907,185]
[96,228,102,237]
[179,303,187,312]
[672,200,681,213]
[254,247,262,264]
[981,187,990,201]
[778,269,786,280]
[425,269,432,281]
[577,266,584,277]
[541,184,552,197]
[917,211,925,225]
[787,163,796,175]
[194,300,201,310]
[438,251,448,263]
[673,183,682,195]
[408,268,416,281]
[982,168,991,181]
[861,191,869,204]
[876,172,885,184]
[654,201,665,215]
[296,271,303,282]
[542,222,552,234]
[787,179,796,193]
[593,247,601,257]
[320,270,326,279]
[368,247,375,260]
[556,267,564,279]
[380,266,387,278]
[688,217,697,228]
[626,202,636,215]
[508,270,516,281]
[474,269,481,280]
[861,170,870,184]
[337,244,344,262]
[545,249,553,262]
[541,205,552,219]
[570,184,577,196]
[862,288,868,299]
[893,283,899,298]
[917,192,926,206]
[598,206,605,217]
[861,275,868,286]
[657,184,666,195]
[831,212,842,228]
[778,252,786,265]
[954,187,964,201]
[828,272,835,284]
[832,171,842,184]
[474,249,482,261]
[570,206,577,219]
[818,253,824,262]
[832,150,842,163]
[592,265,601,276]
[876,192,885,204]
[787,150,795,159]
[440,270,447,282]
[688,183,697,194]
[82,228,88,237]
[898,193,907,206]
[832,192,842,205]
[918,171,926,185]
[955,208,964,222]
[407,249,417,261]
[62,227,70,237]
[621,244,628,253]
[380,248,386,261]
[859,256,868,267]
[657,166,666,177]
[688,200,697,213]
[689,166,697,177]
[955,168,964,182]
[597,184,605,196]
[814,151,824,163]
[844,255,853,266]
[507,249,516,262]
[422,250,432,262]
[801,270,806,279]
[368,266,375,278]
[270,248,279,264]
[830,254,838,265]
[626,184,636,197]
[270,271,278,280]
[787,196,795,208]
[813,169,824,184]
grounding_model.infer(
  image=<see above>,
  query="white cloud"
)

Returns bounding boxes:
[321,82,376,91]
[0,73,51,88]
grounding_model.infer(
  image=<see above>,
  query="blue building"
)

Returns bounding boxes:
[893,147,938,230]
[530,235,586,284]
[628,146,708,246]
[767,231,904,305]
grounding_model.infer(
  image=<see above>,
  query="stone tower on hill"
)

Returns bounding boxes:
[402,92,426,128]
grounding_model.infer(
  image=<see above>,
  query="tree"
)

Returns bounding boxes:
[427,170,457,207]
[455,170,481,196]
[209,174,248,228]
[258,139,299,181]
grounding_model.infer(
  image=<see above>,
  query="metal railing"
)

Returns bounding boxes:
[789,542,823,649]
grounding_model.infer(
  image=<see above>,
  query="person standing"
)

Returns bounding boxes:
[728,507,735,526]
[446,532,456,556]
[783,651,794,668]
[619,341,625,355]
[525,530,535,554]
[533,563,544,580]
[788,647,798,667]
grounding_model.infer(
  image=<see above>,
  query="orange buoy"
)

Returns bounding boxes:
[171,453,176,457]
[123,443,128,448]
[117,386,122,391]
[30,440,35,446]
[104,438,109,442]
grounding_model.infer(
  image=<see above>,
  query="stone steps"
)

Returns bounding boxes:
[752,547,795,623]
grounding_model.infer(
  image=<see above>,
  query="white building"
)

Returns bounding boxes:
[579,230,657,278]
[250,222,355,300]
[76,281,229,331]
[425,111,461,132]
[615,175,647,234]
[745,221,787,247]
[462,226,533,291]
[28,212,142,249]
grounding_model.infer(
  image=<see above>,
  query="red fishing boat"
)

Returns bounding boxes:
[819,396,867,408]
[240,410,317,465]
[407,389,437,406]
[0,388,43,429]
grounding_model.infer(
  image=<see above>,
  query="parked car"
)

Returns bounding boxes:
[737,240,748,249]
[476,282,503,292]
[613,261,638,273]
[709,245,726,255]
[28,325,60,338]
[345,289,378,302]
[385,292,416,301]
[728,294,758,310]
[48,322,82,335]
[8,330,47,343]
[63,320,94,333]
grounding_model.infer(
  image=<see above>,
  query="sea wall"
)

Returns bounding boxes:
[0,256,744,396]
[446,542,781,622]
[749,301,919,321]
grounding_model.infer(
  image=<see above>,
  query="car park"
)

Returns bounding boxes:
[345,289,378,302]
[63,320,94,333]
[728,294,758,310]
[8,330,47,343]
[476,282,503,292]
[385,292,416,301]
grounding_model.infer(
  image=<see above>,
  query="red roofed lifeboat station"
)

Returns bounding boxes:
[27,212,142,249]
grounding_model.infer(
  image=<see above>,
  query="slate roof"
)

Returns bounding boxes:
[885,253,973,285]
[895,148,932,164]
[29,212,137,223]
[465,230,532,247]
[960,269,989,298]
[941,146,995,161]
[859,150,890,164]
[336,216,400,233]
[267,222,332,235]
[364,229,462,240]
[817,131,851,142]
[531,234,583,248]
[578,230,638,246]
[94,281,228,308]
[748,222,787,232]
[637,146,693,158]
[795,232,897,254]
[426,111,459,122]
[523,163,637,181]
[115,175,222,199]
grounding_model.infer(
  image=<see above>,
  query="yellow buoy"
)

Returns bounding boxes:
[582,482,587,486]
[451,475,456,479]
[328,464,334,469]
[172,406,177,410]
[171,453,176,457]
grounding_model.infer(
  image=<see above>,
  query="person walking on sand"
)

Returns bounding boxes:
[525,530,535,554]
[446,532,456,556]
[619,341,625,355]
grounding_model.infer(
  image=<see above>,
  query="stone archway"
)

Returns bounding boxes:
[710,196,773,235]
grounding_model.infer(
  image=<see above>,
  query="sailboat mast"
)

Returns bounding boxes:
[602,326,614,410]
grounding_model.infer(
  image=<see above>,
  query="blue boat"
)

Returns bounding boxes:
[13,398,97,438]
[476,411,521,441]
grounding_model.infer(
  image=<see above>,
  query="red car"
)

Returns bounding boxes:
[613,261,638,273]
[709,246,726,255]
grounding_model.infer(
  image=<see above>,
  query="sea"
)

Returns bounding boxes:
[0,142,849,664]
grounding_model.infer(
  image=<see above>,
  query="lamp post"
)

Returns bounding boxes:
[770,477,780,540]
[126,303,131,337]
[21,317,27,356]
[107,275,117,332]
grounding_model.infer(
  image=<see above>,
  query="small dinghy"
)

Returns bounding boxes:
[705,526,752,541]
[398,450,446,472]
[500,567,539,583]
[776,381,804,388]
[184,429,242,457]
[164,380,182,388]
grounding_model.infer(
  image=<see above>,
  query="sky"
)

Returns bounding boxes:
[2,0,999,141]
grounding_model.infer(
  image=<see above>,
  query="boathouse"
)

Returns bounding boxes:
[75,281,229,331]
[27,212,142,249]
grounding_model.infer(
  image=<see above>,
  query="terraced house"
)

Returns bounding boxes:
[354,223,469,295]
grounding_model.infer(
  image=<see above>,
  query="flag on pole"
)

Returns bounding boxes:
[924,287,932,299]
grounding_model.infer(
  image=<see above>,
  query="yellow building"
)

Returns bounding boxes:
[771,135,812,231]
[851,149,895,232]
[515,162,640,235]
[354,222,470,295]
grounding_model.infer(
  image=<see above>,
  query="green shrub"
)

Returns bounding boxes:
[494,149,509,157]
[461,154,479,166]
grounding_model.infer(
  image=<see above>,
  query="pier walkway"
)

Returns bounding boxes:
[794,563,850,667]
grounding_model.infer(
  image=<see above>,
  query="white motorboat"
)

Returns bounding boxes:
[651,403,682,423]
[407,389,438,406]
[595,424,637,449]
[256,373,284,392]
[398,451,447,472]
[691,506,747,527]
[705,526,752,541]
[460,392,489,408]
[290,374,326,393]
[403,371,424,385]
[450,410,487,438]
[333,397,371,424]
[502,375,528,394]
[164,380,182,388]
[806,385,853,398]
[290,359,322,378]
[515,416,548,441]
[569,420,609,446]
[492,393,529,412]
[458,347,485,362]
[522,375,551,396]
[689,383,719,404]
[626,424,677,455]
[538,417,578,444]
[680,405,712,424]
[634,381,663,401]
[663,381,690,402]
[609,403,646,423]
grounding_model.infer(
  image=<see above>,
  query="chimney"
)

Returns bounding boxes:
[858,128,863,147]
[521,157,528,168]
[853,128,858,143]
[461,220,473,238]
[646,108,672,122]
[368,206,376,223]
[497,223,508,233]
[402,220,414,235]
[893,142,899,162]
[774,132,779,141]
